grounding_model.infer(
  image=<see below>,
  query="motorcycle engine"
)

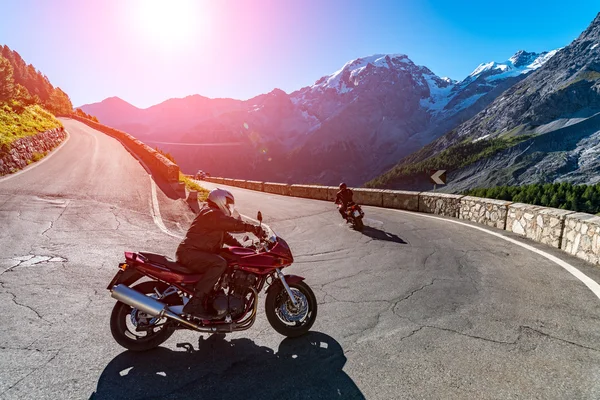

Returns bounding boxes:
[211,290,229,317]
[211,271,257,318]
[232,270,257,291]
[230,270,257,318]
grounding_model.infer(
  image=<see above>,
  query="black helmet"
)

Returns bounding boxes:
[339,182,347,190]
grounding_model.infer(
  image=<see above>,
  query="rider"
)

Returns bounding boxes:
[334,182,354,221]
[176,188,264,319]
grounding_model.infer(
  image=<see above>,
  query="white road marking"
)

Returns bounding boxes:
[389,208,600,301]
[149,179,184,239]
[0,130,71,183]
[79,121,183,240]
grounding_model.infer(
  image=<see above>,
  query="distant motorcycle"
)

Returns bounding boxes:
[339,202,365,231]
[106,212,317,352]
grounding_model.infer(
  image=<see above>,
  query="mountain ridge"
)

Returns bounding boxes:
[80,48,558,185]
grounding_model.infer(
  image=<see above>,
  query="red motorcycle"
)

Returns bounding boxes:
[106,212,317,352]
[339,202,365,231]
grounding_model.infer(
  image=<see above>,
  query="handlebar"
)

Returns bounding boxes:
[244,230,275,252]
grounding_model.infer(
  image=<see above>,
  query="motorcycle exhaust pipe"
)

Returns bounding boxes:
[111,284,201,331]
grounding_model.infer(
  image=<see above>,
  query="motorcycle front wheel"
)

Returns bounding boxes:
[110,281,180,352]
[265,281,317,337]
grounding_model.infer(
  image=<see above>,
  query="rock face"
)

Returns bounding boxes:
[377,13,600,192]
[452,14,600,142]
[0,129,66,176]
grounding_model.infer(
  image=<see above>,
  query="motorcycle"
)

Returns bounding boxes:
[338,202,365,231]
[106,212,317,352]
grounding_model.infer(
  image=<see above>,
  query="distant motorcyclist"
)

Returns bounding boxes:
[176,188,264,319]
[334,183,354,221]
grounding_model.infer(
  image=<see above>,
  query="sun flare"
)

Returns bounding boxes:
[133,0,205,46]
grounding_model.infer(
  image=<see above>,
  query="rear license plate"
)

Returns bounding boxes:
[353,210,361,217]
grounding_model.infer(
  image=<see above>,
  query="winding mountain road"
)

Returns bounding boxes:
[1,119,600,399]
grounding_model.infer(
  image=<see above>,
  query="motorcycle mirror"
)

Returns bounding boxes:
[257,211,262,222]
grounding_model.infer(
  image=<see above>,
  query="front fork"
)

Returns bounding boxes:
[275,268,299,308]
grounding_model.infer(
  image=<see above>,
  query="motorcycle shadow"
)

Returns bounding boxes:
[361,226,407,244]
[90,331,365,400]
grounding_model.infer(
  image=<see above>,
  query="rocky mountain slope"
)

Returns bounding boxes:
[369,13,600,192]
[81,50,557,185]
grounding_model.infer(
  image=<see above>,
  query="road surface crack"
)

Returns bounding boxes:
[398,326,426,342]
[391,281,436,315]
[8,291,51,324]
[111,209,122,231]
[0,349,61,396]
[520,326,600,353]
[423,325,517,345]
[422,250,437,267]
[0,256,33,275]
[40,200,69,239]
[41,221,54,237]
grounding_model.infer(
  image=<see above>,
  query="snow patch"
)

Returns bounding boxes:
[420,74,455,113]
[473,134,491,142]
[452,93,486,111]
[311,54,411,94]
[467,49,559,83]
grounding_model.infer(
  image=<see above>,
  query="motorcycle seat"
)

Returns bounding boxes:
[138,252,194,274]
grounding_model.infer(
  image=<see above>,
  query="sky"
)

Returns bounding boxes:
[0,0,598,108]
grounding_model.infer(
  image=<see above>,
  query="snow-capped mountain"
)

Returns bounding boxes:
[468,50,559,81]
[369,13,600,192]
[80,49,557,186]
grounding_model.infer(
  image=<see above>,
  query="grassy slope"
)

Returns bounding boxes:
[179,172,210,201]
[0,104,62,148]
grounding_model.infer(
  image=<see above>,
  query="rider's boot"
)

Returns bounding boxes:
[183,293,218,320]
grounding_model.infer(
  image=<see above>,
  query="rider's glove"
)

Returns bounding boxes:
[253,225,266,238]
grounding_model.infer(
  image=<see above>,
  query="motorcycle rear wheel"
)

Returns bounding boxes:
[110,281,180,352]
[354,216,364,231]
[265,281,317,337]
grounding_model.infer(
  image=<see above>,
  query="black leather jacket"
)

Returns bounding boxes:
[335,188,354,206]
[177,204,253,254]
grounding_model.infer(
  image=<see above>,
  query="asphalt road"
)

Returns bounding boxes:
[1,119,600,399]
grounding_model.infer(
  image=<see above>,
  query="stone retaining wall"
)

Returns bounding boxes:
[263,182,291,196]
[223,178,237,187]
[419,192,463,218]
[561,213,600,265]
[506,203,574,248]
[381,190,419,211]
[244,180,264,191]
[460,196,512,229]
[0,128,66,176]
[290,185,330,201]
[352,189,384,207]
